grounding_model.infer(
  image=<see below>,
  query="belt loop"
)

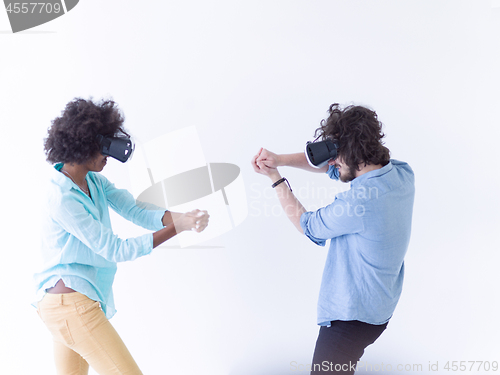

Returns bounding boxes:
[59,294,64,305]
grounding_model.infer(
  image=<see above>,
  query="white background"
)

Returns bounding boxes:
[1,1,499,374]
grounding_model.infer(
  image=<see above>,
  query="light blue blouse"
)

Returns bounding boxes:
[33,163,165,319]
[300,160,415,326]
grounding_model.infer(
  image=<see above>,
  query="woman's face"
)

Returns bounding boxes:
[85,153,108,172]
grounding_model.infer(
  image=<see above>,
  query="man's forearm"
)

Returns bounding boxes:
[271,174,306,234]
[279,153,329,173]
[253,150,308,233]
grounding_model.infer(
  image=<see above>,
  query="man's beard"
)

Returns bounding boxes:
[338,165,356,183]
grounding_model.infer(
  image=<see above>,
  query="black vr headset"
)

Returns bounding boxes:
[305,136,339,169]
[97,134,135,163]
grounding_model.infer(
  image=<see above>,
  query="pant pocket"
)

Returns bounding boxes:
[45,319,75,347]
[76,300,100,314]
[76,300,107,333]
[36,300,47,322]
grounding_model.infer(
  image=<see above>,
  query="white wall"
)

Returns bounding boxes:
[1,1,499,374]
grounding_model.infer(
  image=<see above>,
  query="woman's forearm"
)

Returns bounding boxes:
[155,210,210,248]
[161,211,183,226]
[152,224,178,248]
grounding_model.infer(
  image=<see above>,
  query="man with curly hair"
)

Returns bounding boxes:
[34,98,209,375]
[252,103,415,374]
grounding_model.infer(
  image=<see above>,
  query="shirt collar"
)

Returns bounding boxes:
[52,163,74,191]
[351,160,393,187]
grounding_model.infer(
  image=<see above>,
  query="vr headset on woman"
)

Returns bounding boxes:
[97,134,135,163]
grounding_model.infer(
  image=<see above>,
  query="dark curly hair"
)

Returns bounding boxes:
[315,103,390,172]
[44,98,129,164]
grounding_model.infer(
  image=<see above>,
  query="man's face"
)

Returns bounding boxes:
[328,155,356,183]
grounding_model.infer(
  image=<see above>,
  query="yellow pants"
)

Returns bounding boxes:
[37,292,143,375]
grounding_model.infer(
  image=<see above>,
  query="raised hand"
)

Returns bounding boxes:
[174,209,210,233]
[256,148,281,169]
[252,148,281,180]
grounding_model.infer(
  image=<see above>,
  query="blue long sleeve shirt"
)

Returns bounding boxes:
[300,160,415,326]
[33,163,166,319]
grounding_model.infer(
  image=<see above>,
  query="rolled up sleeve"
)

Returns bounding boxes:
[99,175,166,231]
[300,196,364,246]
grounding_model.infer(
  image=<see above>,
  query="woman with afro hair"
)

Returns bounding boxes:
[34,98,209,375]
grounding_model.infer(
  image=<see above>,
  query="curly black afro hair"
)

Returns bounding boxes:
[315,103,390,172]
[44,98,130,164]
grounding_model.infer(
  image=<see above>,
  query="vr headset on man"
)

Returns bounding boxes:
[305,136,339,168]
